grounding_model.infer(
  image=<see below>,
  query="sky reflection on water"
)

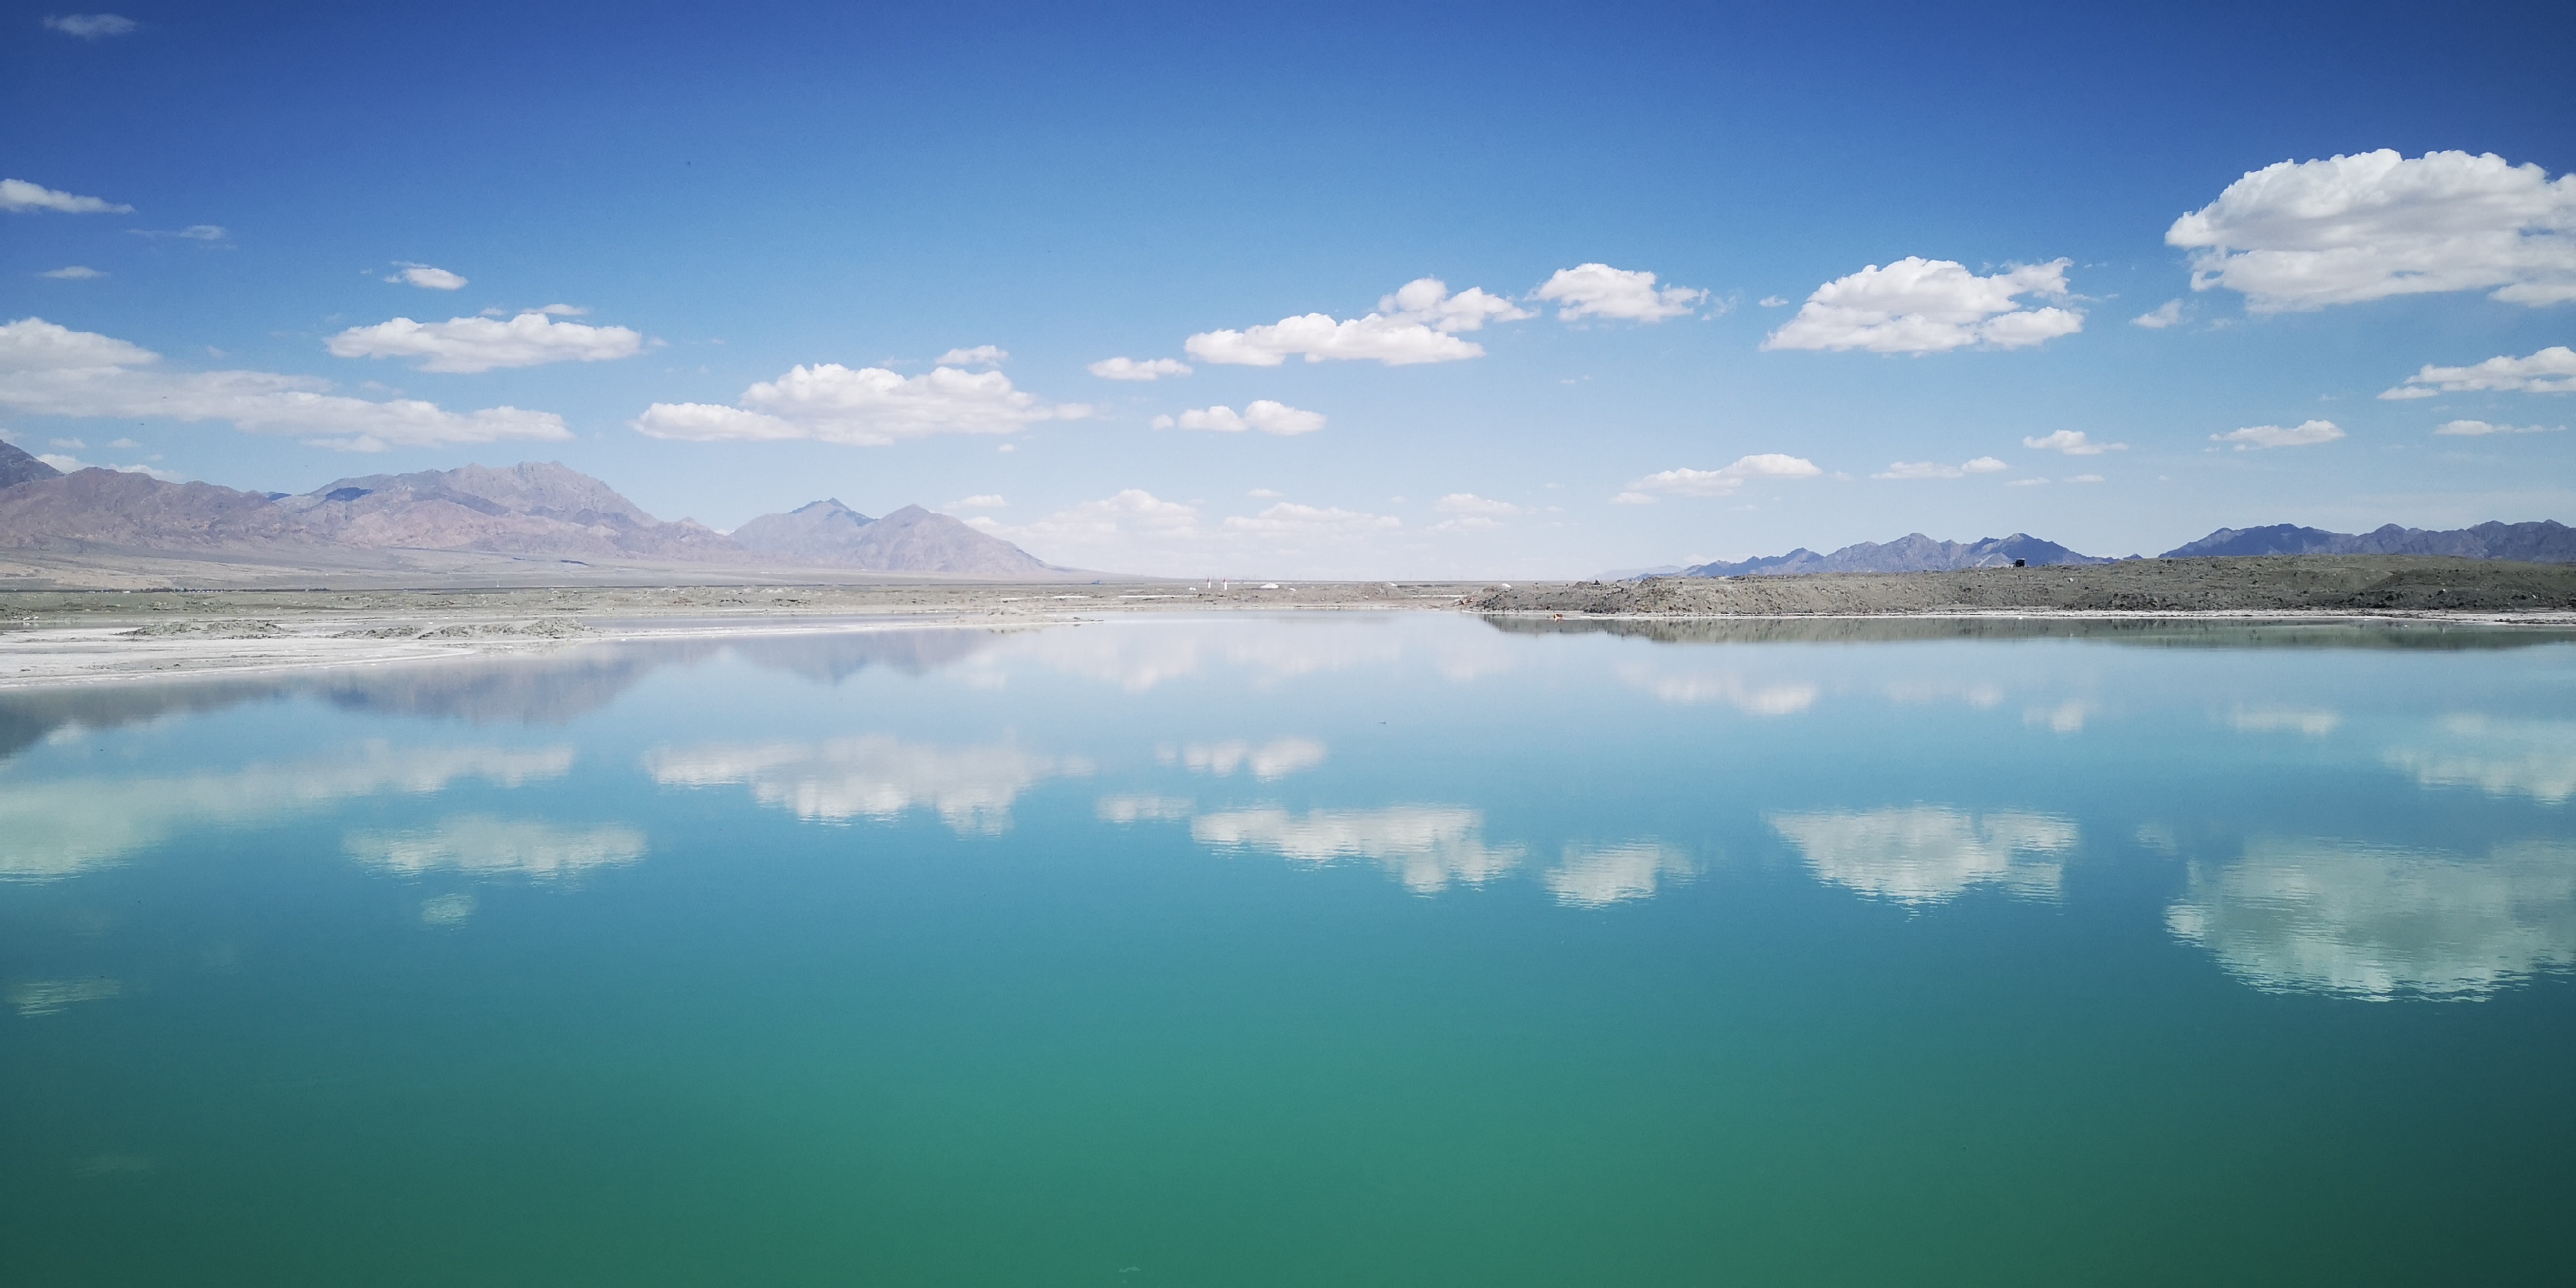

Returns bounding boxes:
[2,613,2571,1001]
[4,612,2575,1283]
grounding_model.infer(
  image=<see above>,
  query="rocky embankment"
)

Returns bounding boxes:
[1470,556,2576,616]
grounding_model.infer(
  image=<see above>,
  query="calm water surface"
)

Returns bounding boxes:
[3,613,2572,1285]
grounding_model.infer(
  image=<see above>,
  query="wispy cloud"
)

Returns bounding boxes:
[1,178,131,214]
[2381,345,2576,398]
[328,313,644,373]
[386,262,465,289]
[1873,455,2008,480]
[42,13,138,38]
[2210,419,2343,450]
[1621,453,1821,500]
[0,315,572,451]
[1088,356,1189,380]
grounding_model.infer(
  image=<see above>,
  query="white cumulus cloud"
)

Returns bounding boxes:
[386,262,467,290]
[39,266,104,279]
[2022,430,2125,455]
[1762,258,2082,354]
[1379,277,1533,331]
[1185,278,1519,367]
[935,345,1007,367]
[633,361,1085,446]
[0,316,572,451]
[2167,150,2576,310]
[327,313,645,373]
[1151,400,1326,435]
[1872,455,2008,480]
[1623,453,1823,499]
[1,178,131,214]
[2381,345,2576,398]
[2211,419,2343,450]
[1087,356,1191,380]
[1533,263,1705,322]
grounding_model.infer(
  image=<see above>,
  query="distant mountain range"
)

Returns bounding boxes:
[1646,521,2576,578]
[2161,521,2576,561]
[1679,533,2108,578]
[0,441,1064,576]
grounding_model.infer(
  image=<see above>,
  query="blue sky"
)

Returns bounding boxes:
[5,0,2573,576]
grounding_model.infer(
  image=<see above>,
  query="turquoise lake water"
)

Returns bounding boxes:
[3,612,2573,1285]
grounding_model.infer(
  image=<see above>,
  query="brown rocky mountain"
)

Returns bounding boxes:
[730,498,1062,575]
[276,462,743,561]
[0,455,1067,576]
[0,466,303,550]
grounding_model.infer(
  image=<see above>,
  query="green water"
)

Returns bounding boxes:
[3,614,2571,1285]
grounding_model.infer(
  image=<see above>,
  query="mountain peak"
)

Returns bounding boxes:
[730,500,1057,575]
[1676,532,2108,578]
[0,439,65,489]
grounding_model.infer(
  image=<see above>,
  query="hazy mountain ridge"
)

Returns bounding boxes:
[0,454,1061,575]
[1679,533,2108,578]
[729,498,1061,575]
[0,440,62,490]
[729,498,875,562]
[2161,521,2576,561]
[1654,521,2574,580]
[0,464,305,551]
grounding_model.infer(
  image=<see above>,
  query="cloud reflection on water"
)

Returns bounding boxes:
[1619,664,1819,716]
[2166,837,2576,1000]
[1770,806,2076,904]
[2383,715,2576,803]
[1544,841,1698,907]
[1096,794,1194,823]
[2228,706,2342,737]
[1191,806,1523,894]
[646,737,1091,835]
[0,743,575,879]
[1162,737,1328,780]
[347,816,647,880]
[9,977,123,1017]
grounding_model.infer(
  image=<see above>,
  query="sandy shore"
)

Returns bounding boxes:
[5,557,2574,689]
[0,581,1477,689]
